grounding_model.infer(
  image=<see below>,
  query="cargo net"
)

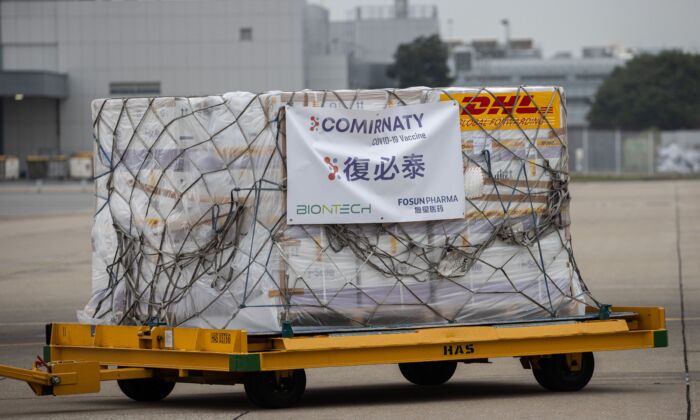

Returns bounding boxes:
[82,87,601,333]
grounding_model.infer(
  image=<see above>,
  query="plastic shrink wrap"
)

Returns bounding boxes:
[80,87,593,333]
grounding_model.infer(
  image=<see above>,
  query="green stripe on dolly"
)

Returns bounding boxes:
[653,330,668,348]
[229,354,261,372]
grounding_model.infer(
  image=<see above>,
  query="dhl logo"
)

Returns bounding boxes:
[440,91,562,131]
[456,94,553,116]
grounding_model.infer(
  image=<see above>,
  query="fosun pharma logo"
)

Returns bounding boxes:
[324,156,340,180]
[309,116,320,132]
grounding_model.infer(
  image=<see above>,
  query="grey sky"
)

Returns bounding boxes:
[309,0,700,57]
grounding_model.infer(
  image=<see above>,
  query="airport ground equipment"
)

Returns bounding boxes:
[0,306,667,408]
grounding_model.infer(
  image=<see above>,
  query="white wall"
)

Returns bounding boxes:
[305,54,348,90]
[304,4,330,56]
[336,18,439,64]
[303,3,349,89]
[1,1,59,71]
[329,16,439,89]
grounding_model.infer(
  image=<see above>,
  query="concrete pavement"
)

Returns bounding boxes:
[0,180,697,419]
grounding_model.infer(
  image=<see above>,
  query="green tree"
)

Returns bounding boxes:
[387,34,454,88]
[588,50,700,129]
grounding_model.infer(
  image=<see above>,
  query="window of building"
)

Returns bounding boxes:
[109,82,161,96]
[240,27,253,41]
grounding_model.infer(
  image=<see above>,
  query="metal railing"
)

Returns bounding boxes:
[568,128,700,175]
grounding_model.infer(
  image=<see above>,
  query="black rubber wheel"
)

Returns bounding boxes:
[244,369,306,409]
[398,361,457,386]
[533,352,595,392]
[117,377,175,402]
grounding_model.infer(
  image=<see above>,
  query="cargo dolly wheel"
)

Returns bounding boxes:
[117,377,175,402]
[244,369,306,409]
[398,361,457,386]
[532,352,594,392]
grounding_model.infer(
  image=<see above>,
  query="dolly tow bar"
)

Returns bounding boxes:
[0,360,152,396]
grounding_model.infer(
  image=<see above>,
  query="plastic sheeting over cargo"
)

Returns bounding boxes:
[79,87,597,333]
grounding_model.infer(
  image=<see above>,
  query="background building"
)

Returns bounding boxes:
[303,4,348,90]
[449,40,630,127]
[0,0,442,173]
[0,0,346,173]
[329,0,439,88]
[0,0,645,175]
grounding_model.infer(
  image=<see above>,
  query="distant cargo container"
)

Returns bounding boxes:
[69,152,93,180]
[0,156,20,180]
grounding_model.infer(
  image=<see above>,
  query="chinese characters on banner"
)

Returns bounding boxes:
[285,101,465,224]
[342,154,425,182]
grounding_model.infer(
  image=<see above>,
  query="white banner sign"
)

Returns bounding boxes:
[285,101,465,224]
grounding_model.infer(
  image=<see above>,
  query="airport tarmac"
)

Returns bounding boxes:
[0,179,697,419]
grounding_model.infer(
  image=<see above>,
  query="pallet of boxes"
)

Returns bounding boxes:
[81,87,595,334]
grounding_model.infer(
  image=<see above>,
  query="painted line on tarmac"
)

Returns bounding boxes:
[674,185,691,420]
[0,322,51,327]
[0,342,44,348]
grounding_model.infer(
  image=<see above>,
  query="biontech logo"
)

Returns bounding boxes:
[296,203,372,215]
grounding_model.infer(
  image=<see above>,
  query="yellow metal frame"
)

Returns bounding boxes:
[0,306,667,396]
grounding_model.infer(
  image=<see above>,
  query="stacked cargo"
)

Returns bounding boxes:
[80,87,595,333]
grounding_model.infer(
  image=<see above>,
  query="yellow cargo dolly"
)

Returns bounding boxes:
[0,306,666,408]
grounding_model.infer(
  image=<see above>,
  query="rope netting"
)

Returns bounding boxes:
[80,87,600,333]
